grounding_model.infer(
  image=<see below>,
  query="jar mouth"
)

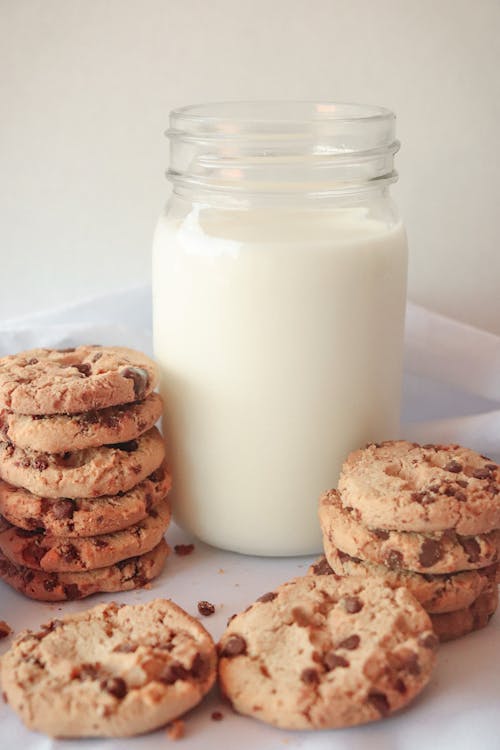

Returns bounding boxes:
[167,101,399,195]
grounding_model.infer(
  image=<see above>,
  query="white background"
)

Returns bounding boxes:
[1,0,499,332]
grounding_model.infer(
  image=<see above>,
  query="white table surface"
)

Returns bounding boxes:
[0,288,499,749]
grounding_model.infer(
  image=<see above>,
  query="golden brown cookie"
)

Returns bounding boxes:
[338,440,500,535]
[218,575,437,730]
[430,584,498,642]
[0,346,158,415]
[0,427,165,498]
[0,540,169,601]
[0,598,216,737]
[0,466,171,537]
[319,490,500,574]
[310,551,498,614]
[0,500,170,572]
[0,393,163,453]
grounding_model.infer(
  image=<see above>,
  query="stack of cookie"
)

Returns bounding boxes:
[319,441,500,642]
[0,346,171,601]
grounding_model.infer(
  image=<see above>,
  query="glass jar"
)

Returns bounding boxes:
[152,102,407,556]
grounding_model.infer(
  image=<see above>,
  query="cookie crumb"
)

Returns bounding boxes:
[218,568,225,574]
[0,621,12,639]
[211,711,224,721]
[197,600,215,617]
[167,719,185,740]
[174,544,195,556]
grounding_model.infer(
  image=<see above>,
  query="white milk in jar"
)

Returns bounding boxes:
[153,102,408,556]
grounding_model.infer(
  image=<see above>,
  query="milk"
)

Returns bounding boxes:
[152,205,407,555]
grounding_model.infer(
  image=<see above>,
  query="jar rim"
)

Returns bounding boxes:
[169,101,394,132]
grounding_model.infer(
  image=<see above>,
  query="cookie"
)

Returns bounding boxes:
[319,490,500,574]
[430,584,498,642]
[218,575,437,730]
[0,540,169,601]
[0,346,158,415]
[338,440,500,535]
[310,550,498,614]
[0,392,163,453]
[0,426,165,498]
[1,598,217,737]
[0,466,171,537]
[0,499,170,572]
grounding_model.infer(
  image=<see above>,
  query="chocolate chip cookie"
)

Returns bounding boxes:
[0,598,216,736]
[0,540,169,601]
[338,440,500,535]
[430,583,498,642]
[0,392,163,453]
[0,426,165,498]
[0,500,171,572]
[320,490,500,574]
[218,575,437,730]
[310,550,498,614]
[0,466,171,537]
[0,346,158,415]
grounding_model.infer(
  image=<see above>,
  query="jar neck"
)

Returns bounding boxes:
[166,101,400,201]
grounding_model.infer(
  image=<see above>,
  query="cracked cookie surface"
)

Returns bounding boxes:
[309,552,498,614]
[0,540,169,601]
[218,574,437,730]
[320,490,500,574]
[0,598,216,737]
[0,465,171,537]
[0,346,158,415]
[0,392,163,453]
[0,427,165,498]
[338,440,500,535]
[0,499,170,572]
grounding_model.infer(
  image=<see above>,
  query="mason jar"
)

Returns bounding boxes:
[152,102,407,556]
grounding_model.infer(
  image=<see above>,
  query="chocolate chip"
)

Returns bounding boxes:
[197,600,215,616]
[149,465,166,483]
[63,583,80,599]
[373,529,390,540]
[92,352,103,363]
[211,711,224,721]
[291,607,310,627]
[33,456,49,471]
[337,635,360,650]
[411,491,429,503]
[419,632,439,649]
[160,661,190,684]
[394,678,407,694]
[323,652,349,670]
[384,549,404,569]
[311,557,333,575]
[27,358,39,365]
[300,668,319,685]
[52,499,75,520]
[418,538,443,567]
[110,439,138,452]
[120,366,149,400]
[190,652,210,680]
[472,467,493,480]
[343,596,363,614]
[101,677,127,699]
[257,591,277,603]
[43,575,58,592]
[22,541,47,566]
[75,363,91,377]
[454,490,467,502]
[401,651,421,675]
[459,537,481,563]
[61,543,79,563]
[368,690,390,716]
[77,663,100,680]
[220,635,247,657]
[0,622,11,639]
[174,543,194,557]
[445,460,462,473]
[57,347,76,353]
[92,538,109,549]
